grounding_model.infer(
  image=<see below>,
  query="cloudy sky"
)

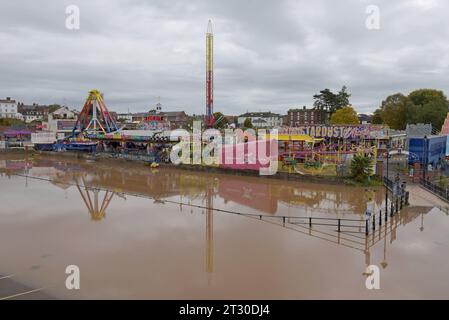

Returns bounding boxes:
[0,0,448,115]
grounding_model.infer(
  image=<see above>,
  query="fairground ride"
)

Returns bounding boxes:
[72,89,119,136]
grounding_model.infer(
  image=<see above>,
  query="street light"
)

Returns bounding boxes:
[422,135,428,181]
[385,143,390,215]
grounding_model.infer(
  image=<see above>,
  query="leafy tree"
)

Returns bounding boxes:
[372,89,449,130]
[336,86,351,110]
[407,89,448,130]
[0,118,25,127]
[313,86,351,114]
[243,117,253,129]
[330,105,359,125]
[409,89,446,106]
[379,93,411,130]
[350,155,373,182]
[212,112,228,129]
[371,109,383,124]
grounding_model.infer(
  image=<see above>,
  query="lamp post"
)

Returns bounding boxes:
[422,135,428,181]
[385,143,390,215]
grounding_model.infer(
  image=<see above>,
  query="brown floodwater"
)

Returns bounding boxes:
[0,153,448,299]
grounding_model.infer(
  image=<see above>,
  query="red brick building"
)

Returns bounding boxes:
[287,107,329,126]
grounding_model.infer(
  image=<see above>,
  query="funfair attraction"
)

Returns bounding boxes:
[29,20,388,176]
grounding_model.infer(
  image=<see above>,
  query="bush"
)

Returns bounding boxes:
[304,159,321,169]
[0,118,25,127]
[350,155,373,182]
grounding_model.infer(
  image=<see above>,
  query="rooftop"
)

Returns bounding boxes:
[0,97,16,103]
[239,112,281,118]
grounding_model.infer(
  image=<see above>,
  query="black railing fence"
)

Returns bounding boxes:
[420,178,449,202]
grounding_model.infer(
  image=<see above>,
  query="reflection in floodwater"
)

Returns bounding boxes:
[0,155,436,278]
[1,155,387,217]
[206,185,213,280]
[75,177,115,221]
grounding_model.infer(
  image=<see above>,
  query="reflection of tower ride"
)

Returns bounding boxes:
[74,176,115,221]
[205,185,214,277]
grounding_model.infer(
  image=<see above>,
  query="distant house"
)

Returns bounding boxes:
[51,106,77,119]
[131,113,148,122]
[358,114,372,124]
[0,97,20,119]
[252,118,268,127]
[281,115,289,126]
[287,107,328,126]
[237,112,282,128]
[18,103,50,123]
[117,113,133,122]
[40,107,77,137]
[158,111,189,129]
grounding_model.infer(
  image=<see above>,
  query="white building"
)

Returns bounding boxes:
[41,113,77,138]
[237,112,283,128]
[18,103,50,123]
[0,97,21,119]
[41,107,78,138]
[117,113,133,122]
[51,106,77,119]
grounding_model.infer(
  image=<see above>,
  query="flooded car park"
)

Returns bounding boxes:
[1,153,448,299]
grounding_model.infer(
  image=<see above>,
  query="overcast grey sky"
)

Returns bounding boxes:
[0,0,448,115]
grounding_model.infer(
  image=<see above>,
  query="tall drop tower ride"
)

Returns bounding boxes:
[205,20,214,128]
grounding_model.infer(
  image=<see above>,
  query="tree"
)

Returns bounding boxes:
[330,106,359,125]
[212,112,228,129]
[243,118,253,129]
[407,89,448,130]
[371,109,383,124]
[0,118,25,127]
[371,89,449,130]
[379,93,411,130]
[336,86,351,110]
[313,86,351,114]
[350,155,374,182]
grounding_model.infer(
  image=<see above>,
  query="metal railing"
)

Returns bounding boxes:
[383,176,410,207]
[420,178,449,202]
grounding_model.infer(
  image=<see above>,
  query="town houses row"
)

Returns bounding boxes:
[0,96,373,130]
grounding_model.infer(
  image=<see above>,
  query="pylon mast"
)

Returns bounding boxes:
[206,20,214,128]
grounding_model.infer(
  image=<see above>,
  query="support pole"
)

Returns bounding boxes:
[390,201,394,217]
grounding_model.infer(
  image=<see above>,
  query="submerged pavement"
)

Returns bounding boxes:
[0,275,51,300]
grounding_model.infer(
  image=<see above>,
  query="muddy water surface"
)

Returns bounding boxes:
[0,153,448,299]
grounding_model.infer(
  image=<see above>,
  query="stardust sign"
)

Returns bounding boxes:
[282,125,385,139]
